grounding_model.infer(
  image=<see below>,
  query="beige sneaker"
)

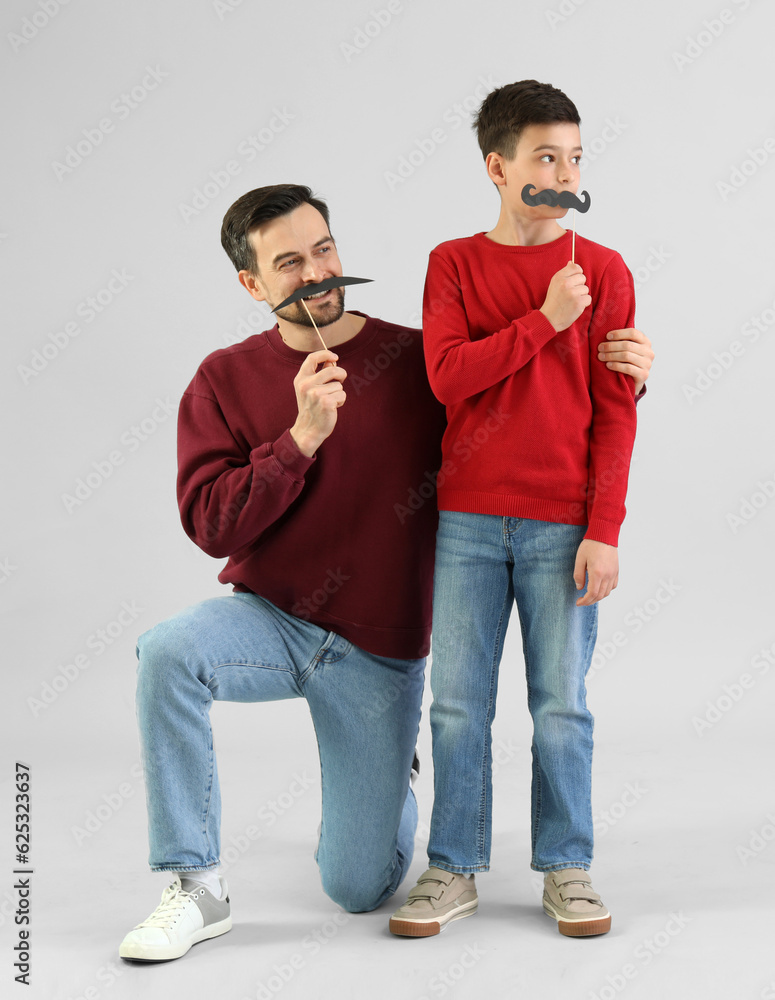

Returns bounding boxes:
[389,867,478,937]
[542,868,611,937]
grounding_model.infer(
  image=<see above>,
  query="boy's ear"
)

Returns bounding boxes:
[485,152,507,187]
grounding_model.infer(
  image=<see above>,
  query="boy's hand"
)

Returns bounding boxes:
[290,350,347,458]
[598,328,654,395]
[540,262,592,333]
[573,539,618,606]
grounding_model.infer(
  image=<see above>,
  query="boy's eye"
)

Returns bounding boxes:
[540,154,553,162]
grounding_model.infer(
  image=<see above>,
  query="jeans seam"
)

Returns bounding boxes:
[200,690,216,863]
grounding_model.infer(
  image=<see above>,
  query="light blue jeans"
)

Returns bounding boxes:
[135,593,425,912]
[427,511,598,874]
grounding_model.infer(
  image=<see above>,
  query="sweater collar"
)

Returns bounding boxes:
[263,310,377,364]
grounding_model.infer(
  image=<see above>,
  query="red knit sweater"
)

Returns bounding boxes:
[422,231,637,547]
[177,313,446,659]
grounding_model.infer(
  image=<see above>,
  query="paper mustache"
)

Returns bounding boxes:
[272,275,373,313]
[520,185,591,213]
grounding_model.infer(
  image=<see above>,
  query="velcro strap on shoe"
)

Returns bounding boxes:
[406,884,444,903]
[421,868,456,886]
[559,887,602,904]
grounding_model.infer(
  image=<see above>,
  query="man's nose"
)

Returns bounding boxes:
[301,259,326,283]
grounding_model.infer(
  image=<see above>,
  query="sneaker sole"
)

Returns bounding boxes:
[542,900,611,937]
[389,900,478,937]
[119,916,232,962]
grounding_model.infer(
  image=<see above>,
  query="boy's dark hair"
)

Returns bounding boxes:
[221,184,331,273]
[474,80,580,161]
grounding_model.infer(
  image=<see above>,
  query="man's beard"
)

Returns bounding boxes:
[275,286,345,328]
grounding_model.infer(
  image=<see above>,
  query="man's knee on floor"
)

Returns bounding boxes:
[319,867,387,913]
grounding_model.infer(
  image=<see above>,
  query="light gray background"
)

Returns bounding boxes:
[2,0,774,998]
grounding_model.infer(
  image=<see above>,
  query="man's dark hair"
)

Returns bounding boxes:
[221,184,331,273]
[474,80,580,161]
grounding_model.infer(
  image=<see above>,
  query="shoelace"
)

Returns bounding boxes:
[135,882,197,929]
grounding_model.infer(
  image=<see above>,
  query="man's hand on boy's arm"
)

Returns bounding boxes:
[598,328,654,396]
[574,539,619,606]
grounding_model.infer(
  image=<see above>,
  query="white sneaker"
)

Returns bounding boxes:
[119,876,231,962]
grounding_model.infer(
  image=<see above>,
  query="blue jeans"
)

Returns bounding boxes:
[135,593,425,912]
[427,511,598,874]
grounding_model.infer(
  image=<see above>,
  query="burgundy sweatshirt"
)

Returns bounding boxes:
[177,312,446,659]
[423,231,638,547]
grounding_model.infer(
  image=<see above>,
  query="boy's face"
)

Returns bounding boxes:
[489,122,582,220]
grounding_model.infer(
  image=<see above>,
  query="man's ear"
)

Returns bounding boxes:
[238,269,267,303]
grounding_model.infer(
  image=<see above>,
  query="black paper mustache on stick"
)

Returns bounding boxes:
[520,185,591,212]
[521,185,592,264]
[272,276,373,313]
[272,276,373,355]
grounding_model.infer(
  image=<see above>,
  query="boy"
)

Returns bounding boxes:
[390,80,641,939]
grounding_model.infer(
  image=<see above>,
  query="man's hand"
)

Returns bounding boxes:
[540,262,592,332]
[573,538,619,606]
[598,328,654,396]
[289,349,347,458]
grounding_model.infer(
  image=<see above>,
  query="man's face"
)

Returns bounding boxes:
[244,202,345,328]
[495,122,582,219]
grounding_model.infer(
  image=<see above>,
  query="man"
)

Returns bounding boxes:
[119,184,653,962]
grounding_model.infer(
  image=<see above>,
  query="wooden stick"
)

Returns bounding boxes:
[300,296,329,352]
[572,208,576,264]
